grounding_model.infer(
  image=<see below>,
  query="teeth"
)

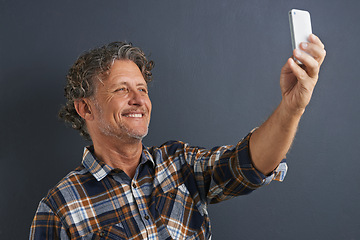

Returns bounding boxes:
[126,113,142,118]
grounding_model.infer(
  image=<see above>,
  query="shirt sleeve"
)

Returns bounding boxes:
[29,200,70,240]
[185,131,288,204]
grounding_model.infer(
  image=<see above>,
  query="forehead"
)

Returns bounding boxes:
[107,59,145,82]
[93,60,147,93]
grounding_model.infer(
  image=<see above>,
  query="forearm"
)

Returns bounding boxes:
[249,100,303,175]
[249,34,325,176]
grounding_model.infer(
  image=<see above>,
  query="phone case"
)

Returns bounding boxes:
[289,9,312,64]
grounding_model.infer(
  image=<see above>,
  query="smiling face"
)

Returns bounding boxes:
[88,60,152,143]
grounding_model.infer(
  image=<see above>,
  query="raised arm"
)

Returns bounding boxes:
[249,34,326,175]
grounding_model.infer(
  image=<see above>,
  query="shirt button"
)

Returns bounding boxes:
[99,231,105,237]
[144,215,149,220]
[132,183,137,188]
[169,193,176,198]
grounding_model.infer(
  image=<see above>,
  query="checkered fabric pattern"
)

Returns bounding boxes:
[30,132,287,239]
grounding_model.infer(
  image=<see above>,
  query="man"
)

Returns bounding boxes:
[30,36,326,239]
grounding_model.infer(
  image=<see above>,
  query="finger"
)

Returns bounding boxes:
[309,34,325,49]
[288,57,308,83]
[293,49,320,78]
[300,42,326,65]
[309,34,326,64]
[288,57,318,92]
[281,57,293,74]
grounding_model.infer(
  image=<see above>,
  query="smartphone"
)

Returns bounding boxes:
[289,9,312,64]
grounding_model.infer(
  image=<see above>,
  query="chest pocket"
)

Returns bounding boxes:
[156,183,205,239]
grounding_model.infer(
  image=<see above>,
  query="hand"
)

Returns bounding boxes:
[280,34,326,115]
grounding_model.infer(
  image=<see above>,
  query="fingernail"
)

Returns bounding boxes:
[294,49,302,57]
[301,42,308,49]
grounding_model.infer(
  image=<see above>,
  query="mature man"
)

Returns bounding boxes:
[30,35,326,239]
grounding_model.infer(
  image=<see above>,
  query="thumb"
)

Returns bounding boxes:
[287,58,308,83]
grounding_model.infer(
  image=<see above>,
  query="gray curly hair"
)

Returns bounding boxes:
[58,41,154,141]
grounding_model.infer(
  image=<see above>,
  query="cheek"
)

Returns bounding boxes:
[147,100,152,115]
[105,101,125,121]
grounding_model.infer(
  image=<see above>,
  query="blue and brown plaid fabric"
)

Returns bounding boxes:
[30,133,287,239]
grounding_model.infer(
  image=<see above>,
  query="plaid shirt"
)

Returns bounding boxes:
[30,133,287,239]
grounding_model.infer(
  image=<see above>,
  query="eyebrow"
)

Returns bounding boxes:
[136,82,148,88]
[108,81,148,89]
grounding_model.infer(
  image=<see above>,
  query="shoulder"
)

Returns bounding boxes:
[147,140,207,154]
[145,140,208,168]
[146,140,186,155]
[41,165,90,212]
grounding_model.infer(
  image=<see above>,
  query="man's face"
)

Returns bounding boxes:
[89,60,152,142]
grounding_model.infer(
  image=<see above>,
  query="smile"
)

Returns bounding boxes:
[123,113,143,118]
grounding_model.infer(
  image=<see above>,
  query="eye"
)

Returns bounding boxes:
[139,88,148,94]
[114,87,127,92]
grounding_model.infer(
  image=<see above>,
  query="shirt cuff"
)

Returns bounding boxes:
[262,160,288,184]
[237,130,288,186]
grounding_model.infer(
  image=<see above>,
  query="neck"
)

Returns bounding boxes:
[92,136,143,179]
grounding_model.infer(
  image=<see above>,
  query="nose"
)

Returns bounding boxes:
[128,89,145,106]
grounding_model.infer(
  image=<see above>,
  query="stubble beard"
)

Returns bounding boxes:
[93,101,149,142]
[101,121,148,142]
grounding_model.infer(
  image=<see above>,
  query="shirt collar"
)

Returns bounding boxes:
[82,145,155,181]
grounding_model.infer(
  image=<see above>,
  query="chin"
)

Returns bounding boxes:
[124,127,149,141]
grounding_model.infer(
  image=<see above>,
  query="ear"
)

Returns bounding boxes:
[74,98,94,121]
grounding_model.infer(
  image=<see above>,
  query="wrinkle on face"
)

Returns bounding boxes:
[88,60,152,142]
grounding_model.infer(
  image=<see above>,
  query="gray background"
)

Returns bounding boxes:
[1,0,359,239]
